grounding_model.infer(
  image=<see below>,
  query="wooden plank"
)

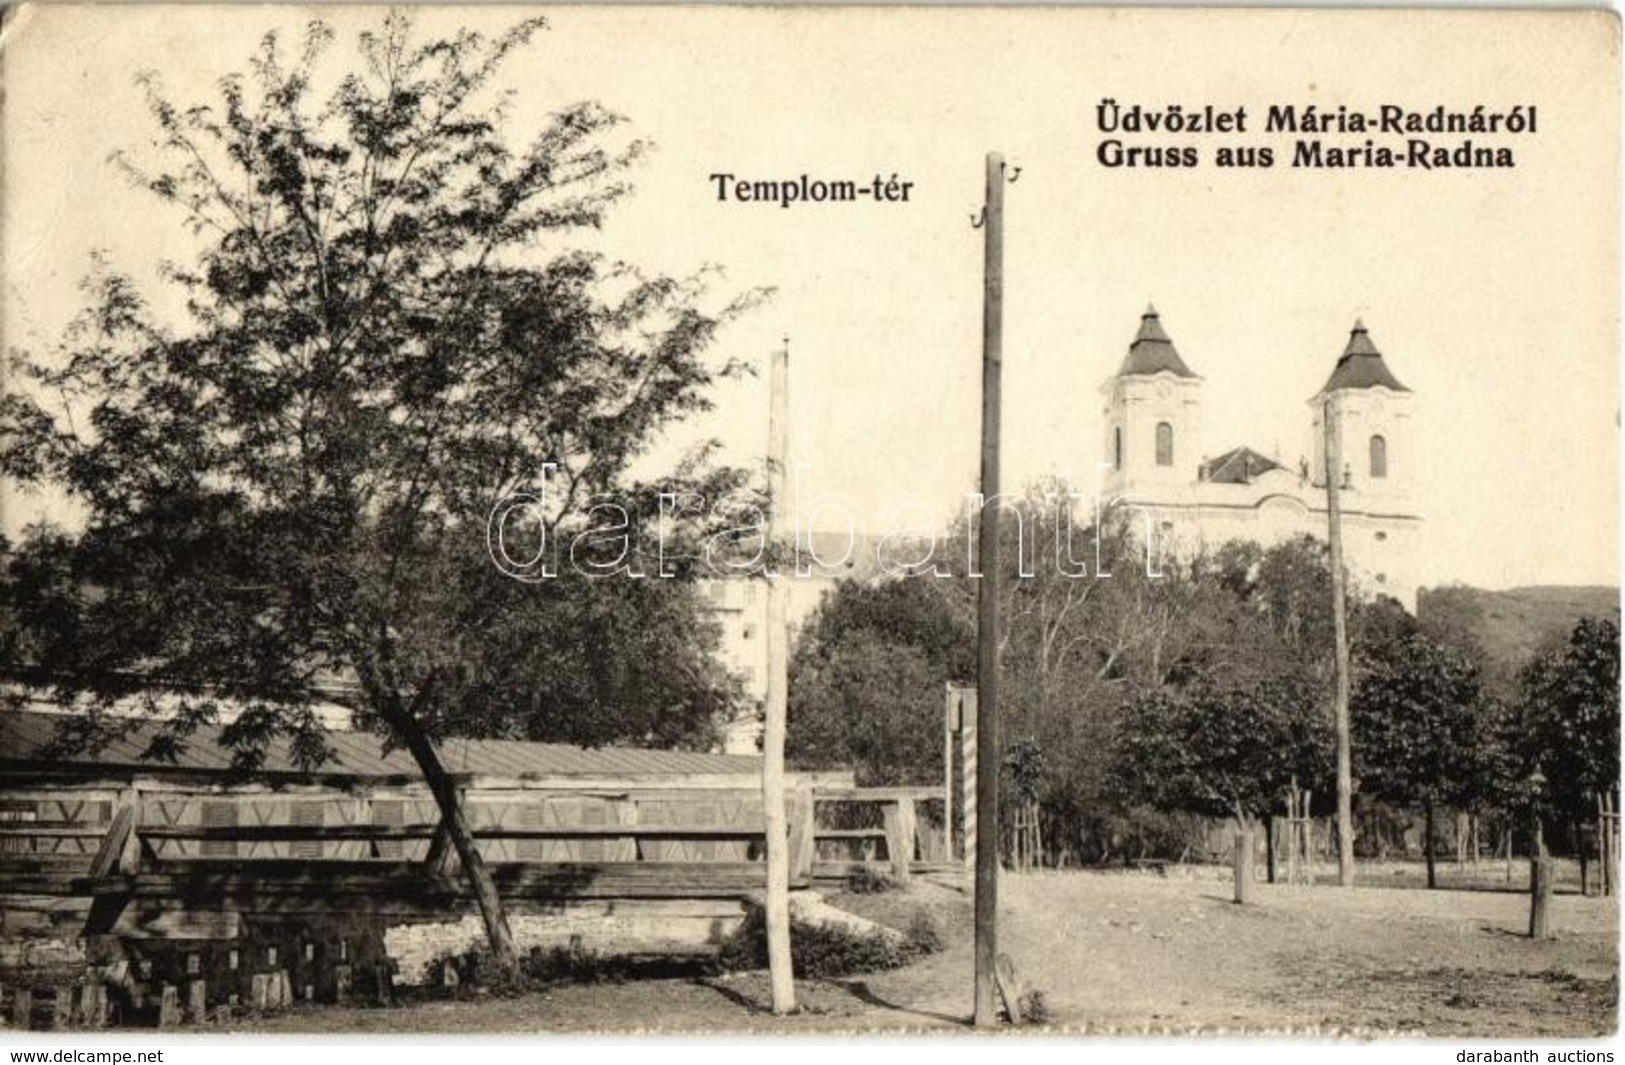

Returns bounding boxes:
[0,826,108,837]
[137,823,765,841]
[0,873,84,896]
[86,802,136,878]
[812,860,960,877]
[814,787,945,802]
[75,861,789,905]
[110,906,241,941]
[995,953,1022,1025]
[812,828,888,840]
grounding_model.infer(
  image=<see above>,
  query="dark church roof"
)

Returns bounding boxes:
[1320,319,1409,393]
[1200,446,1282,485]
[1116,305,1198,379]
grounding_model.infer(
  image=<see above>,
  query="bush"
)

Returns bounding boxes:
[1016,988,1052,1026]
[903,911,944,955]
[718,905,942,979]
[425,941,628,997]
[846,866,902,894]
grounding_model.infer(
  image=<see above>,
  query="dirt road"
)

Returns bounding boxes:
[228,869,1618,1036]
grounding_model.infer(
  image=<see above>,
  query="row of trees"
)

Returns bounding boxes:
[787,489,1620,883]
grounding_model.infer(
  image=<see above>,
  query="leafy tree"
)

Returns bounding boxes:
[788,577,969,784]
[787,638,942,787]
[1351,625,1483,887]
[1113,672,1333,831]
[0,14,757,969]
[1518,617,1621,832]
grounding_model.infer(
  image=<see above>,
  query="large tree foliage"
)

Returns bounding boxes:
[1,14,758,967]
[1518,617,1621,825]
[1114,672,1333,828]
[787,577,970,784]
[1351,622,1483,886]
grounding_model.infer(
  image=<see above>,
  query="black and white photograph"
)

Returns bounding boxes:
[0,3,1619,1047]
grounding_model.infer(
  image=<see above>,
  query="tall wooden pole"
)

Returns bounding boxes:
[1323,396,1356,888]
[944,684,955,861]
[973,152,1005,1027]
[764,340,795,1012]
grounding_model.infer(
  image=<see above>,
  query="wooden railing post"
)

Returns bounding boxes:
[882,799,916,881]
[787,783,815,879]
[1529,856,1554,939]
[1233,831,1254,905]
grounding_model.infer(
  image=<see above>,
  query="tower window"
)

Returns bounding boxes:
[1155,422,1174,467]
[1369,434,1388,479]
[1114,426,1123,471]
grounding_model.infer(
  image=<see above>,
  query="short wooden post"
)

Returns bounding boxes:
[12,988,33,1029]
[882,799,914,881]
[157,984,180,1028]
[51,986,72,1030]
[1233,830,1254,905]
[896,798,916,879]
[786,783,815,879]
[186,979,206,1022]
[249,973,270,1010]
[332,964,352,1003]
[1529,856,1554,939]
[76,982,107,1028]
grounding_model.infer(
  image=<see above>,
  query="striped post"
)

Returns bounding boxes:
[962,693,978,873]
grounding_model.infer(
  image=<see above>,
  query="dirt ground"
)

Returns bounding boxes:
[224,868,1618,1037]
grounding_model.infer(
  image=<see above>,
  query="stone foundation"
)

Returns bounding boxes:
[384,899,749,985]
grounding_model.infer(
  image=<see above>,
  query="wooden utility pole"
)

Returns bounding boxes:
[973,151,1005,1028]
[1323,397,1356,888]
[763,341,795,1013]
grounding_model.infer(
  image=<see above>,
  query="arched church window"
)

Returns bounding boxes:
[1370,434,1388,479]
[1155,422,1174,467]
[1114,426,1123,471]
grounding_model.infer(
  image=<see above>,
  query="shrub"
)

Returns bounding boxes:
[903,911,944,956]
[718,905,942,979]
[424,942,627,997]
[846,866,902,894]
[1017,988,1052,1025]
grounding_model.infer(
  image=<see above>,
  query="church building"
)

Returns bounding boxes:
[1100,306,1423,609]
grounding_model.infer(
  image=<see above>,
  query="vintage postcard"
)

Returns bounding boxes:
[0,2,1618,1045]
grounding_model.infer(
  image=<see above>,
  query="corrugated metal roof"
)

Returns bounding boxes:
[0,710,763,781]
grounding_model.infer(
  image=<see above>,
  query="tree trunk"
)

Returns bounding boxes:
[390,707,519,972]
[1576,818,1589,896]
[1265,813,1277,884]
[1423,798,1437,890]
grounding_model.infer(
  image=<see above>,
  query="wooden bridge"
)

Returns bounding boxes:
[6,782,954,916]
[0,712,955,1026]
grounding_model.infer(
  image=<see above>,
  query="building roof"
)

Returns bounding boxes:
[1200,446,1283,485]
[1319,319,1410,393]
[1116,305,1198,379]
[0,710,764,782]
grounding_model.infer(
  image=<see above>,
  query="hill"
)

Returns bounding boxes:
[1417,584,1619,687]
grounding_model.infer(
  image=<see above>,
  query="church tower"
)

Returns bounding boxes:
[1101,305,1204,499]
[1309,319,1420,606]
[1309,319,1414,513]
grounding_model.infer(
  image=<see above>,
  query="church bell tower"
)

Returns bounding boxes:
[1101,305,1204,500]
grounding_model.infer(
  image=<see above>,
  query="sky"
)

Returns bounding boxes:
[2,5,1619,591]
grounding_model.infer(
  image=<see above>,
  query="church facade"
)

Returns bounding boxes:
[1100,307,1423,609]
